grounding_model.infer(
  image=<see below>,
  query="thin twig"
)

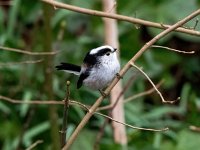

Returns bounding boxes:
[95,112,168,132]
[152,45,195,54]
[107,0,117,13]
[0,95,64,105]
[0,94,89,109]
[0,46,59,55]
[71,102,169,132]
[124,80,163,103]
[93,119,109,150]
[112,74,136,109]
[192,18,199,30]
[0,94,168,132]
[130,63,179,104]
[41,0,200,37]
[189,125,200,132]
[17,108,35,149]
[97,80,163,111]
[60,81,71,148]
[182,18,199,30]
[26,140,43,150]
[97,74,137,111]
[0,59,43,67]
[61,9,200,149]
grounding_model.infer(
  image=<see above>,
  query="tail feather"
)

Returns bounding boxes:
[55,62,81,75]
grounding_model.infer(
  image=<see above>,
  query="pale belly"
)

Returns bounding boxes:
[83,64,120,90]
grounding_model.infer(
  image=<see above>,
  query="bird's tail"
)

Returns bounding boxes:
[55,62,81,75]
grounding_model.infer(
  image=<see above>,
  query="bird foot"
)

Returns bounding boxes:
[116,73,123,79]
[99,90,108,97]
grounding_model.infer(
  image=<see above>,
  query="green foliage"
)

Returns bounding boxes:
[0,0,200,149]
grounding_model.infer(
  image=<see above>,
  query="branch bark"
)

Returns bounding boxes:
[41,0,200,37]
[60,81,70,148]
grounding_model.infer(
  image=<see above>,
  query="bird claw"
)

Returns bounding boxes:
[116,73,123,79]
[99,90,108,97]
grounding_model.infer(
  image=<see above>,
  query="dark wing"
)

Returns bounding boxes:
[55,62,81,72]
[83,52,98,66]
[77,70,90,89]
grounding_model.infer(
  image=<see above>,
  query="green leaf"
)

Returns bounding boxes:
[0,102,11,114]
[177,130,200,150]
[20,90,32,117]
[23,121,50,146]
[71,129,97,150]
[6,0,21,40]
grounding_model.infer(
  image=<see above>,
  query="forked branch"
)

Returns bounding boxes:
[62,9,200,150]
[130,63,179,104]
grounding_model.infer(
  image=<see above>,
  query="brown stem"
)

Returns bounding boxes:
[60,81,71,147]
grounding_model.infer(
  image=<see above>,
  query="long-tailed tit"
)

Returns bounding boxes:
[56,45,120,91]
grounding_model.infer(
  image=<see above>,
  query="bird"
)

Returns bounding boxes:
[56,45,120,93]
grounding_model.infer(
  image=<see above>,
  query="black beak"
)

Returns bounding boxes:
[113,48,117,52]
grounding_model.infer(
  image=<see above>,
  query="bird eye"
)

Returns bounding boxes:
[106,52,110,56]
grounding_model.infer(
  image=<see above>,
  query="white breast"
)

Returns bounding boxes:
[83,56,120,90]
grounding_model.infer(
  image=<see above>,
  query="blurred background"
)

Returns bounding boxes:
[0,0,200,149]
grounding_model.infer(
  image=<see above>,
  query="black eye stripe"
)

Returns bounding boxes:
[83,48,113,66]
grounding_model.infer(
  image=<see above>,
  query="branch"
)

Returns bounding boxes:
[41,0,200,37]
[26,140,43,150]
[111,74,136,109]
[0,94,88,109]
[0,59,43,67]
[60,81,70,148]
[93,118,109,150]
[97,74,137,111]
[130,63,179,104]
[62,8,200,150]
[0,46,59,55]
[0,94,168,132]
[151,45,195,54]
[97,80,163,111]
[0,95,64,105]
[95,112,168,132]
[124,80,163,103]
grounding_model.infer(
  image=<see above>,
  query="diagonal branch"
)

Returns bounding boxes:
[41,0,200,37]
[61,8,200,150]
